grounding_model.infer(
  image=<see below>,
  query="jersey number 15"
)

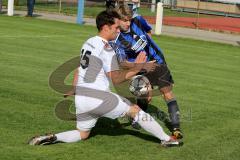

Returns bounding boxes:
[80,49,92,69]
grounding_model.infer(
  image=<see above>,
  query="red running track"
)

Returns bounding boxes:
[143,16,240,34]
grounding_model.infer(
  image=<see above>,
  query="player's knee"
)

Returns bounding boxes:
[80,135,89,140]
[160,86,174,100]
[78,130,90,140]
[147,96,152,103]
[163,92,174,101]
[127,104,141,118]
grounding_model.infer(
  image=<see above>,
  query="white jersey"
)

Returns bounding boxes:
[77,36,119,91]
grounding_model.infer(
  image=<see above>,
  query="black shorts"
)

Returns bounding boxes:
[141,64,174,89]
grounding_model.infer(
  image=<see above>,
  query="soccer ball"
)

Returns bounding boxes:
[129,75,151,97]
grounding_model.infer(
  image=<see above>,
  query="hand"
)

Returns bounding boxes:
[134,52,147,64]
[142,60,157,72]
[134,52,157,72]
[133,52,147,70]
[63,90,75,98]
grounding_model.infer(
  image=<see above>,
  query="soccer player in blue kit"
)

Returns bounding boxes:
[113,4,183,139]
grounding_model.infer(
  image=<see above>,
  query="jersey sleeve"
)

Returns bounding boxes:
[101,47,120,73]
[116,47,127,63]
[109,41,127,63]
[137,16,152,33]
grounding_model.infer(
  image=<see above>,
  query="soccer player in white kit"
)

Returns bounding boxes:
[28,10,181,147]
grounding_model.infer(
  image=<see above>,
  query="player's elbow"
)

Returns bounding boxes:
[108,71,124,84]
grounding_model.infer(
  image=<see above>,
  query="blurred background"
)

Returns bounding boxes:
[1,0,239,17]
[0,0,239,33]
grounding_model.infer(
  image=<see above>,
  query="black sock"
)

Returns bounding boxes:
[167,99,180,130]
[137,98,149,112]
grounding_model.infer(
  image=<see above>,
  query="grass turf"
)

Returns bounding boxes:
[0,15,240,160]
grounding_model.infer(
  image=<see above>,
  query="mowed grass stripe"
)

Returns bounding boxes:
[1,15,240,160]
[155,36,240,56]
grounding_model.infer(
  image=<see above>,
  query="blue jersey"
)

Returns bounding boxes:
[133,15,152,33]
[114,16,166,64]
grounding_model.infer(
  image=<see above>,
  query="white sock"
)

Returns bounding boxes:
[55,130,81,143]
[134,110,170,141]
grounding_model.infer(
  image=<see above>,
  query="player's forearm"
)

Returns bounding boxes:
[119,51,147,69]
[72,69,79,87]
[64,69,78,97]
[109,67,142,84]
[110,52,148,84]
[111,71,138,84]
[120,68,140,82]
[119,61,136,69]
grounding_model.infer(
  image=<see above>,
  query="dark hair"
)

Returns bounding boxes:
[96,10,121,31]
[105,0,117,9]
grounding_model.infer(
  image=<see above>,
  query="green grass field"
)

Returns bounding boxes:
[0,15,240,160]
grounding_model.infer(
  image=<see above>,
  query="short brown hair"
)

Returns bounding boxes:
[116,4,133,20]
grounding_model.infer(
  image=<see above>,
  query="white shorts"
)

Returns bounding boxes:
[75,91,131,131]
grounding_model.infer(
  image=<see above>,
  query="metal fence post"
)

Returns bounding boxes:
[77,0,85,24]
[151,0,156,13]
[155,2,163,35]
[8,0,14,16]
